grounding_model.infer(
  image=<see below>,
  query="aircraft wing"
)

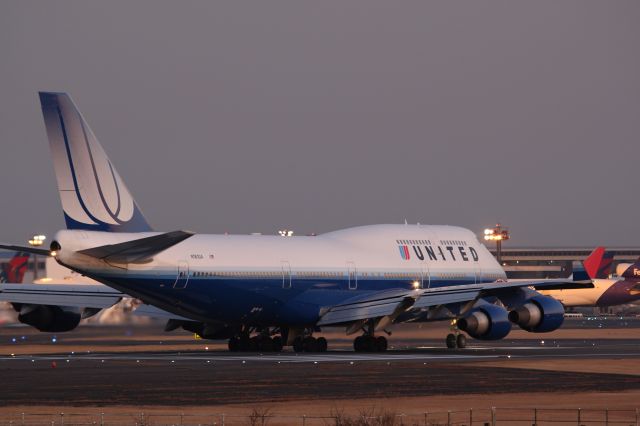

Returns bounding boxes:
[133,304,193,321]
[0,283,123,308]
[0,282,190,321]
[317,279,586,327]
[0,243,50,256]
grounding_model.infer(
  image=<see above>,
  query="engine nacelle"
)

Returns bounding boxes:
[16,304,81,332]
[457,304,512,340]
[508,295,564,333]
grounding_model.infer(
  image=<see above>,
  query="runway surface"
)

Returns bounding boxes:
[1,338,640,363]
[0,320,639,407]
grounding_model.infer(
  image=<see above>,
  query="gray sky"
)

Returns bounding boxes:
[1,1,639,247]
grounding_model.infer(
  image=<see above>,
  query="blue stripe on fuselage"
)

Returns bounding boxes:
[87,273,489,327]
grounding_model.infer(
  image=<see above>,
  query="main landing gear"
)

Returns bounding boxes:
[228,327,329,353]
[445,333,467,349]
[228,331,284,353]
[445,319,467,349]
[292,336,328,353]
[354,335,388,352]
[353,320,389,352]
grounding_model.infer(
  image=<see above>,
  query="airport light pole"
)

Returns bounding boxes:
[484,224,510,264]
[28,234,46,281]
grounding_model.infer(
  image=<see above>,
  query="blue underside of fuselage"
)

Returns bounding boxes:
[91,274,490,327]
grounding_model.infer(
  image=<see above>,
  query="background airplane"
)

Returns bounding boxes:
[540,247,640,308]
[0,251,30,284]
[0,92,589,352]
[0,251,30,324]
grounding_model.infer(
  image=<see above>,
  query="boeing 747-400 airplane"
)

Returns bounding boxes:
[0,92,588,352]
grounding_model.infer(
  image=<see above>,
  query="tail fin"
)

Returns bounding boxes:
[571,261,589,281]
[621,258,640,280]
[583,247,614,279]
[39,92,152,232]
[0,252,31,283]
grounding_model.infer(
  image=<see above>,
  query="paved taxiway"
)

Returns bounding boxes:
[0,319,639,407]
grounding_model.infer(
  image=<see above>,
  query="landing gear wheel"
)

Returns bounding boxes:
[375,336,388,352]
[365,335,377,352]
[316,337,328,352]
[238,336,250,351]
[293,336,304,353]
[354,335,364,352]
[249,336,259,352]
[354,335,384,352]
[258,337,274,352]
[456,334,467,349]
[228,337,240,352]
[272,336,283,352]
[446,333,457,349]
[303,336,317,352]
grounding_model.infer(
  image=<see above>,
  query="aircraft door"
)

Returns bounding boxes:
[282,261,291,289]
[421,264,430,289]
[474,264,482,284]
[174,261,189,289]
[347,261,357,290]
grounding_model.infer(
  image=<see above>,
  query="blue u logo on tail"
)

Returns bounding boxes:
[39,92,152,233]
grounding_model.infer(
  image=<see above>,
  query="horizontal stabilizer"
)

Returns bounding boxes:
[78,230,194,264]
[0,283,122,309]
[0,244,51,256]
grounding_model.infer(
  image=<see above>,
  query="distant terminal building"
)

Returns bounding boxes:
[493,247,640,279]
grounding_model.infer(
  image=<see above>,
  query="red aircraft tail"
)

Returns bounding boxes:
[0,252,31,283]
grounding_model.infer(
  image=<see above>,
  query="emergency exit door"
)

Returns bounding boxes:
[347,262,357,290]
[174,261,189,289]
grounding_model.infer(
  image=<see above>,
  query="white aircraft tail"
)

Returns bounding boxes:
[39,92,152,232]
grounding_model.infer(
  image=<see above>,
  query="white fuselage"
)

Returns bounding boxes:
[53,224,507,324]
[55,225,506,284]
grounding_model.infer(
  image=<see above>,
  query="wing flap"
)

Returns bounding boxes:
[412,286,482,309]
[317,289,417,326]
[0,244,51,256]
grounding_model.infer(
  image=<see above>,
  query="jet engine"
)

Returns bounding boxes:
[457,304,512,340]
[15,304,81,332]
[508,295,564,332]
